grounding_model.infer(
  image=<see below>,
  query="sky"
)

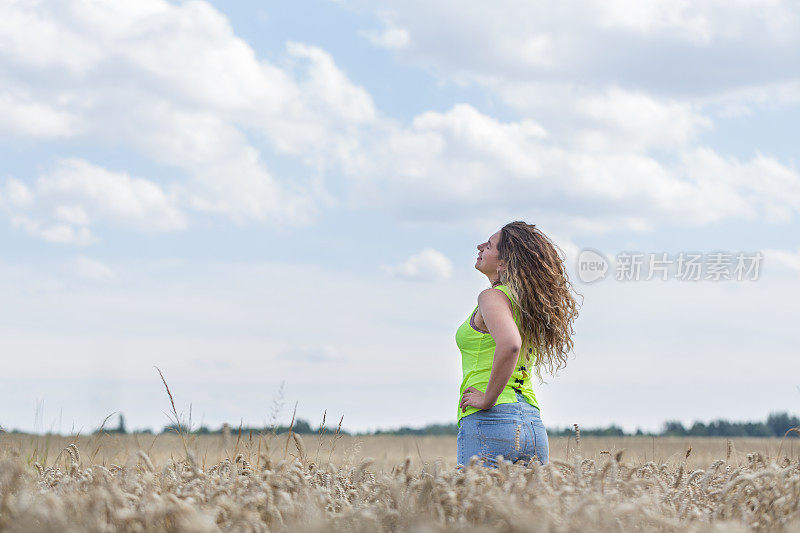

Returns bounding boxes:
[1,0,799,435]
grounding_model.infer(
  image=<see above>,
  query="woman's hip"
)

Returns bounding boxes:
[457,398,548,467]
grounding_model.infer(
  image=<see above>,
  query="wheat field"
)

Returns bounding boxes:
[1,431,799,532]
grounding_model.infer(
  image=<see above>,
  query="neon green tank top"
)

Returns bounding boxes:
[456,284,539,427]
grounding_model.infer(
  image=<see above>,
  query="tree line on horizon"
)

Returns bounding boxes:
[103,411,800,438]
[3,412,798,438]
[370,412,800,438]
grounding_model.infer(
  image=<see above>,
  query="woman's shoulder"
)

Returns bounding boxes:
[477,285,521,327]
[493,284,511,294]
[491,284,514,302]
[480,285,520,321]
[478,285,515,306]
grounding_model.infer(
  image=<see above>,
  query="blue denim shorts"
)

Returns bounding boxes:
[457,392,549,468]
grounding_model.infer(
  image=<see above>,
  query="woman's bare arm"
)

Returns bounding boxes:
[460,288,522,411]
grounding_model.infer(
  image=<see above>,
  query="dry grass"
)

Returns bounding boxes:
[1,432,799,532]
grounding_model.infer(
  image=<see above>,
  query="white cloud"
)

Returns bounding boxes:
[10,215,96,246]
[360,24,410,49]
[762,248,800,275]
[575,88,712,152]
[383,248,454,281]
[53,205,90,226]
[677,148,800,224]
[1,0,798,245]
[596,0,797,43]
[0,0,378,227]
[343,103,800,235]
[3,158,185,244]
[37,158,186,231]
[1,178,33,208]
[278,344,346,364]
[336,1,800,239]
[348,104,549,216]
[75,256,116,282]
[0,92,79,138]
[351,0,800,96]
[702,80,800,118]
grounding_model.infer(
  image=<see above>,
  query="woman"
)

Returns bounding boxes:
[456,221,582,468]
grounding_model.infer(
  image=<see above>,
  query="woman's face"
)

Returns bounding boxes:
[476,230,504,279]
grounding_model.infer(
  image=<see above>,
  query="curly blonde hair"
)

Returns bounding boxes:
[494,221,583,381]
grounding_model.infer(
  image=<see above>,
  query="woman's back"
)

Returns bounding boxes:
[455,284,539,426]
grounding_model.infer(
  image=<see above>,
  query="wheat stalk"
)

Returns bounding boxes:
[154,366,189,457]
